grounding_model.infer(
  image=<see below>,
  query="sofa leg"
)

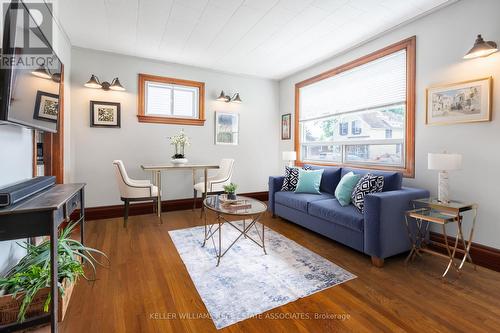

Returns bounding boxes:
[371,256,384,268]
[272,213,276,218]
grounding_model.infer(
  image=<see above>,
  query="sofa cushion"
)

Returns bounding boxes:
[281,166,311,191]
[308,199,364,232]
[295,169,324,194]
[303,164,341,195]
[351,174,384,213]
[274,191,334,213]
[341,167,402,191]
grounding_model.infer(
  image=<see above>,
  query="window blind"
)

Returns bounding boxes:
[145,82,198,118]
[299,50,407,121]
[146,82,172,116]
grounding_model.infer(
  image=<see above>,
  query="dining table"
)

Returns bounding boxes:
[140,163,220,219]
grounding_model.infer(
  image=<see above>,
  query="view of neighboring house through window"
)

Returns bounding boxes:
[297,45,411,169]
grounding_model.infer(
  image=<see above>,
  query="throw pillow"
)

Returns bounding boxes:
[294,169,324,194]
[351,174,384,212]
[281,166,310,191]
[334,172,362,206]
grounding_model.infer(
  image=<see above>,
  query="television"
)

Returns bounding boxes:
[0,0,62,133]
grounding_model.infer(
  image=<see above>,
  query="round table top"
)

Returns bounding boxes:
[203,195,267,216]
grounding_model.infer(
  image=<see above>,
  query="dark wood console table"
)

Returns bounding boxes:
[0,183,85,333]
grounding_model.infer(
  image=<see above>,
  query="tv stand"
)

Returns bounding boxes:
[0,183,86,333]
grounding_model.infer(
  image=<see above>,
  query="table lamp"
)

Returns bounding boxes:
[428,153,462,203]
[282,151,297,167]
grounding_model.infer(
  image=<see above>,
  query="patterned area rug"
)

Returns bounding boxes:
[169,221,356,329]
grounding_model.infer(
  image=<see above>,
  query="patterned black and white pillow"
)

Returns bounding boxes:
[351,174,384,212]
[281,166,311,191]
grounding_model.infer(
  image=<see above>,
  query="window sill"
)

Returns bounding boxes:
[137,115,206,126]
[296,160,414,178]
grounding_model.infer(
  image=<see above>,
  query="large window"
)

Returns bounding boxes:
[138,74,205,125]
[295,37,415,177]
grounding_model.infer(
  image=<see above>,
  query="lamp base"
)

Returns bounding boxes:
[437,170,450,204]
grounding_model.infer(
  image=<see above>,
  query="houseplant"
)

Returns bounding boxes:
[223,183,238,200]
[169,129,190,165]
[0,222,109,323]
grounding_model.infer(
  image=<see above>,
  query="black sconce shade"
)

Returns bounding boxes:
[84,74,102,89]
[464,34,498,59]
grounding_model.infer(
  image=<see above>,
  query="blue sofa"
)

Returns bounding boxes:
[268,165,429,267]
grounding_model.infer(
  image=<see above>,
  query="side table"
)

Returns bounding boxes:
[404,198,477,278]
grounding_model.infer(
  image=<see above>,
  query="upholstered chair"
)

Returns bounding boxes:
[113,160,159,227]
[193,158,235,214]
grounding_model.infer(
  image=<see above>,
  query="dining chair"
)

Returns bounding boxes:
[193,158,235,214]
[113,160,160,228]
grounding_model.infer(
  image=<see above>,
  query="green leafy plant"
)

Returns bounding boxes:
[0,222,109,322]
[223,183,238,194]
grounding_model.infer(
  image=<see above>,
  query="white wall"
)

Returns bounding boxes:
[279,0,500,249]
[70,47,280,207]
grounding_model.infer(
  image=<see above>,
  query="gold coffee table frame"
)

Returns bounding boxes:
[203,195,267,267]
[404,198,477,278]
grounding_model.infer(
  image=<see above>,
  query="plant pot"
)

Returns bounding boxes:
[227,193,237,200]
[171,158,188,165]
[0,278,75,325]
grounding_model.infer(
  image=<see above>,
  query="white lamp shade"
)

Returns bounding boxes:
[428,153,462,171]
[282,151,297,161]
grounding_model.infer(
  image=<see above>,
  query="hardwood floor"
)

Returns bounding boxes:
[48,209,500,332]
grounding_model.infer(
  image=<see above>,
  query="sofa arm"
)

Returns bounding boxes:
[268,176,285,214]
[364,187,429,259]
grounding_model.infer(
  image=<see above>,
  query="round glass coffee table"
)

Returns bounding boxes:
[202,195,267,266]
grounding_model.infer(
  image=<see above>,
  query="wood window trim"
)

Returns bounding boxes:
[294,36,416,178]
[137,73,205,126]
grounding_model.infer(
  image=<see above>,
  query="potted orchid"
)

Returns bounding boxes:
[169,129,190,165]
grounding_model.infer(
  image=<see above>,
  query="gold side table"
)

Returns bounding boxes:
[404,198,478,278]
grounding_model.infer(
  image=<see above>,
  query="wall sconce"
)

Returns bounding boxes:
[84,74,125,91]
[216,90,242,103]
[464,34,498,59]
[31,66,61,82]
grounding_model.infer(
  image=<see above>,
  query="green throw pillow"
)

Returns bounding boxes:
[335,171,362,206]
[295,169,324,194]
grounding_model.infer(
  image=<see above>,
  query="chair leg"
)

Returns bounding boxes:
[123,199,129,228]
[199,192,205,219]
[193,190,197,211]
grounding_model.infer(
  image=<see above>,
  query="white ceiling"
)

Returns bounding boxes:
[57,0,454,79]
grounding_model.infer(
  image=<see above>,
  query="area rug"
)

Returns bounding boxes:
[168,221,356,329]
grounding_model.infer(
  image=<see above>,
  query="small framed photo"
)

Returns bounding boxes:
[426,77,492,125]
[215,112,239,145]
[33,90,59,123]
[90,101,121,128]
[281,113,291,140]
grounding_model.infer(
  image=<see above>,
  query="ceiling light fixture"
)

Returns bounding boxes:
[464,34,498,59]
[84,74,125,91]
[216,90,242,103]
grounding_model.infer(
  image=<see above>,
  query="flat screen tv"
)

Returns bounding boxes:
[0,0,62,133]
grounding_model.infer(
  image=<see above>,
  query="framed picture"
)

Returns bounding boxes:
[215,112,239,145]
[281,113,291,140]
[426,77,492,125]
[33,90,59,123]
[90,101,121,128]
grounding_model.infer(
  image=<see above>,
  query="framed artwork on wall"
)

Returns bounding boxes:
[90,101,121,128]
[215,112,239,145]
[426,77,492,125]
[33,90,59,123]
[281,113,291,140]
